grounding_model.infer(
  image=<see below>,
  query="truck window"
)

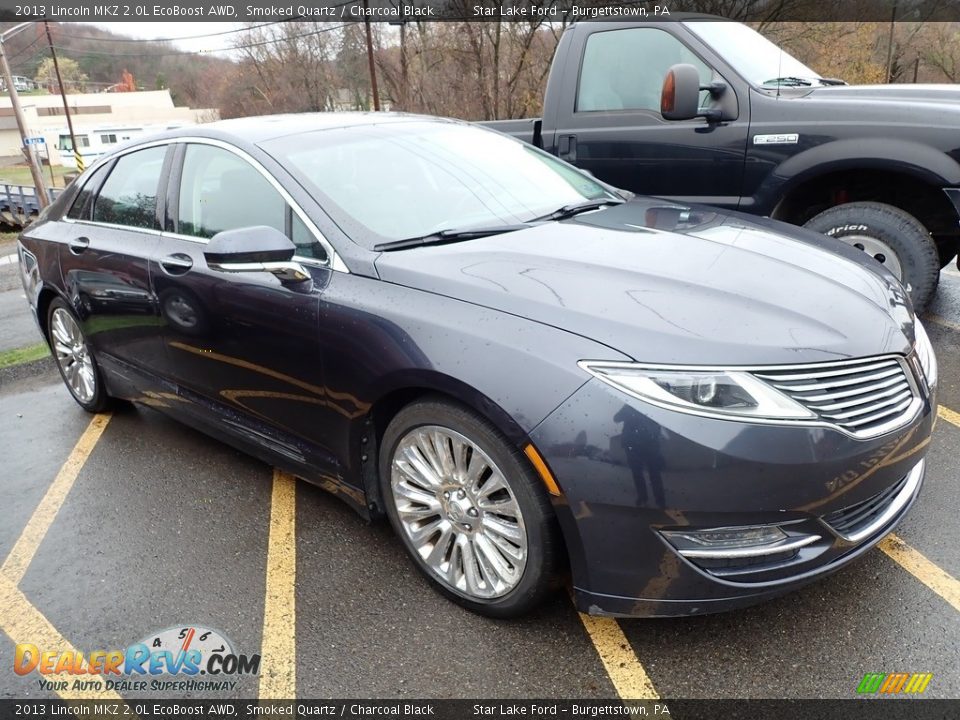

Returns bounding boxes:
[58,135,91,152]
[577,28,713,113]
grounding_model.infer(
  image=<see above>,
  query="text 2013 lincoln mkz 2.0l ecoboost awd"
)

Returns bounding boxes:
[19,114,936,617]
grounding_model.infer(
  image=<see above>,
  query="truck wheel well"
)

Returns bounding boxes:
[772,169,959,246]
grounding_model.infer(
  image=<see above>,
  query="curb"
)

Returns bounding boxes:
[0,354,56,388]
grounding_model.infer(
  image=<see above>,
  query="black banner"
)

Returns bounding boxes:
[1,0,960,23]
[1,701,959,720]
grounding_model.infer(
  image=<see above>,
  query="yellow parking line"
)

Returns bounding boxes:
[576,611,659,699]
[1,413,111,586]
[0,575,123,700]
[938,406,960,430]
[258,469,297,699]
[924,313,960,332]
[879,534,960,614]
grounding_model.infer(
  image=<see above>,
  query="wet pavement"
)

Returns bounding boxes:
[1,270,959,700]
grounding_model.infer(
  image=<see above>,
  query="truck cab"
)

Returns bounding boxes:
[483,18,960,310]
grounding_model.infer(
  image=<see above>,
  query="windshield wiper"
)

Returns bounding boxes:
[763,76,846,87]
[374,224,531,252]
[762,76,814,87]
[536,197,625,222]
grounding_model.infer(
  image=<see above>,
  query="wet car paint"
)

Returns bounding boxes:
[17,115,934,616]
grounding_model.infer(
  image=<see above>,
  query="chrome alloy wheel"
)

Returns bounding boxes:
[50,308,96,403]
[390,426,528,599]
[839,234,904,281]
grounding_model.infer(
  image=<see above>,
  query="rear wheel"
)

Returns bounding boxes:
[380,399,561,617]
[47,298,112,413]
[803,201,939,311]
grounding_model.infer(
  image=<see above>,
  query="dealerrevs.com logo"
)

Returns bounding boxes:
[857,672,933,695]
[14,625,260,693]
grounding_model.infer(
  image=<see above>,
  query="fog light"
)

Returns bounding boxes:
[661,525,820,559]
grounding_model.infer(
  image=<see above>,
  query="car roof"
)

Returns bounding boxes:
[143,112,459,146]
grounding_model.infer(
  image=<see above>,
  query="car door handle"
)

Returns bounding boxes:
[558,134,577,162]
[159,253,193,275]
[68,236,90,254]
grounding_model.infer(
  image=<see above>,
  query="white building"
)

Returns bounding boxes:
[0,89,218,165]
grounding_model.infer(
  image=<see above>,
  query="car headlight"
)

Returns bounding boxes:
[579,361,816,420]
[913,320,937,388]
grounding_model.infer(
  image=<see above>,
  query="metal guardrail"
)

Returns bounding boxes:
[0,184,64,228]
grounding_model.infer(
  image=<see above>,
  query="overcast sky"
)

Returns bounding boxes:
[80,22,246,56]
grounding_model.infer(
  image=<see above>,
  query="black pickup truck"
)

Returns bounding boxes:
[481,18,960,310]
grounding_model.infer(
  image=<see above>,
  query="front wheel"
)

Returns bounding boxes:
[379,399,562,618]
[803,201,939,312]
[47,298,112,413]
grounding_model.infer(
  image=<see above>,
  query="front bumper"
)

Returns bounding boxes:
[529,377,935,617]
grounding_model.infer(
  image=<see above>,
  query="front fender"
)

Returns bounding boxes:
[757,138,960,213]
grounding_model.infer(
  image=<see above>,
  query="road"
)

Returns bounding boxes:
[0,268,959,701]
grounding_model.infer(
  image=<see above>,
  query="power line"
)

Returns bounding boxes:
[48,1,360,44]
[57,19,289,43]
[50,22,353,59]
[6,35,43,63]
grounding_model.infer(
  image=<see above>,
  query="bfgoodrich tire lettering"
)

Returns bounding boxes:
[803,201,939,312]
[379,398,562,618]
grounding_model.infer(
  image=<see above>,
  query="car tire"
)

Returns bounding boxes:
[803,202,940,312]
[47,298,112,413]
[379,398,562,618]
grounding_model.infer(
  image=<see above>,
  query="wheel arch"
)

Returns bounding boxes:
[771,138,960,194]
[352,371,545,519]
[770,162,960,251]
[35,284,67,342]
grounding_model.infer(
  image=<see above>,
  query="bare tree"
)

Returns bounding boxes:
[226,22,340,117]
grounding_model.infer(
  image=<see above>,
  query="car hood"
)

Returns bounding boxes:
[374,200,915,365]
[805,83,960,111]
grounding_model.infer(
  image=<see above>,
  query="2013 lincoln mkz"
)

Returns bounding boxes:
[18,114,937,617]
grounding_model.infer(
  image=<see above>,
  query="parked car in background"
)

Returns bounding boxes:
[19,114,936,618]
[1,75,38,92]
[481,16,960,311]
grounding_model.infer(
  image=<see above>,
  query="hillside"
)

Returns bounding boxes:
[0,22,235,110]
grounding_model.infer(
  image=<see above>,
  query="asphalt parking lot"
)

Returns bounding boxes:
[1,266,960,701]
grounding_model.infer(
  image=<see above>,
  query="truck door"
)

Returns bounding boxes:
[550,24,749,209]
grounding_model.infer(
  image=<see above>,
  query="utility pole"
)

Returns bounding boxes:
[0,24,49,207]
[885,1,898,83]
[362,0,381,111]
[44,22,83,172]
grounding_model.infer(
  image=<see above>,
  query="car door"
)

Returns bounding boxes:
[59,144,170,378]
[550,25,749,208]
[149,140,339,478]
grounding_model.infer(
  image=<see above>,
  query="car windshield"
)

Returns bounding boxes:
[260,121,613,245]
[685,21,821,87]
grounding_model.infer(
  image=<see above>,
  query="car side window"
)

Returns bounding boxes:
[178,144,285,240]
[178,144,327,261]
[66,163,111,221]
[577,28,713,113]
[91,146,167,229]
[291,211,327,262]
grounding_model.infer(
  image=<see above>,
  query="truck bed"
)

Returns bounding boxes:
[478,118,542,146]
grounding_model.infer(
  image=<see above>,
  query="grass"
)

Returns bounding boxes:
[0,342,49,369]
[0,164,70,188]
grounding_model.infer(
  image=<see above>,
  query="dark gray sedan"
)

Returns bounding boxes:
[18,114,936,617]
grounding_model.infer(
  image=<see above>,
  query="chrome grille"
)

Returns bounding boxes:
[753,356,919,437]
[822,474,909,539]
